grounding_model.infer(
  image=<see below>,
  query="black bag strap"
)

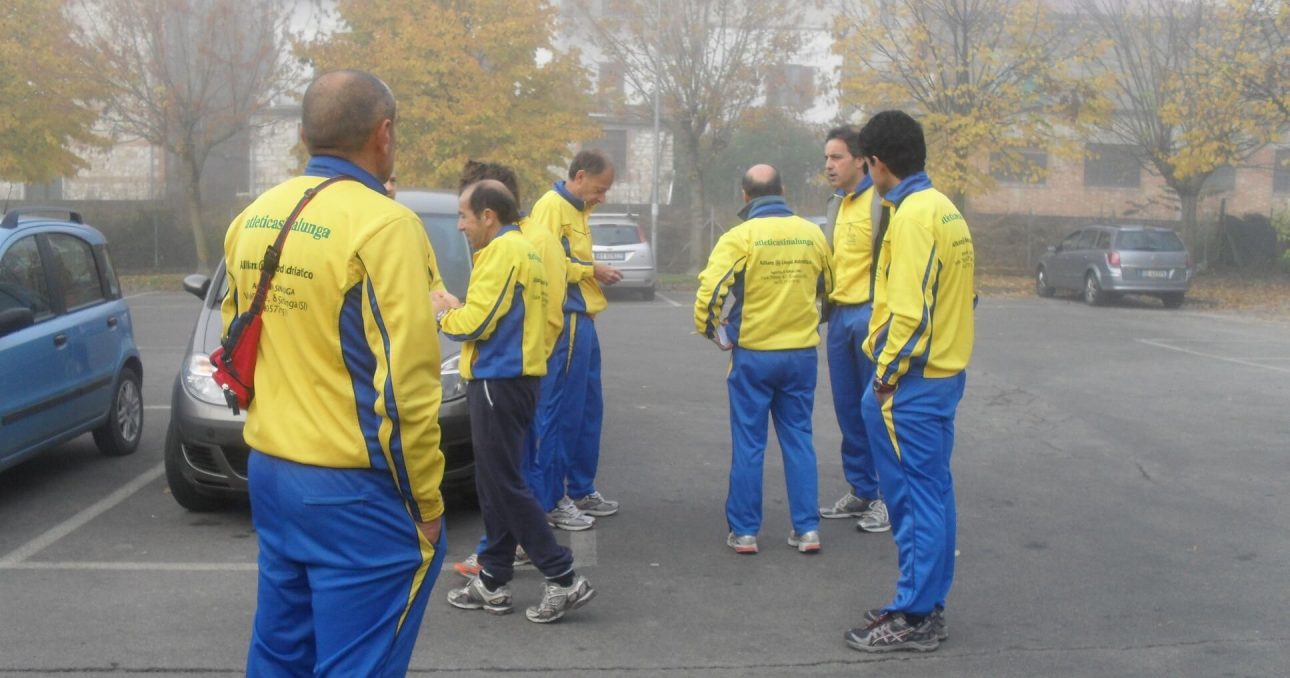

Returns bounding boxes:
[245,175,353,317]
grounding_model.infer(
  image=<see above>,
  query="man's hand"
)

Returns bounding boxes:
[431,289,461,313]
[416,516,443,544]
[594,263,623,285]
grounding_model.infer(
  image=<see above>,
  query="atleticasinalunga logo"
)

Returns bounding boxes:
[244,214,333,241]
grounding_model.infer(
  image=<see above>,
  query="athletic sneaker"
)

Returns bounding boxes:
[525,575,596,623]
[845,612,940,653]
[864,607,948,641]
[572,491,620,517]
[855,499,891,533]
[787,530,821,553]
[726,532,758,554]
[820,491,871,518]
[547,497,595,531]
[446,575,513,615]
[452,553,481,578]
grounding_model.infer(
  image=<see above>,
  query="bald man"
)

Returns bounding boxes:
[221,69,446,676]
[695,164,834,556]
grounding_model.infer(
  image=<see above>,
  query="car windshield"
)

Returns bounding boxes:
[592,224,640,247]
[1116,230,1185,252]
[420,213,470,298]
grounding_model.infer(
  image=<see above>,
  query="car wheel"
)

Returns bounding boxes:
[164,422,227,512]
[1160,292,1185,309]
[639,286,655,301]
[1083,273,1105,306]
[93,366,142,456]
[1035,267,1055,297]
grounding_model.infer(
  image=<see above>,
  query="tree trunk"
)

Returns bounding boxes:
[1178,189,1200,258]
[184,159,210,271]
[682,138,709,274]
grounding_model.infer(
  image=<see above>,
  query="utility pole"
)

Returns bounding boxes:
[650,0,662,250]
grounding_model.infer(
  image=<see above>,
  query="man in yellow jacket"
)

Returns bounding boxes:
[695,164,834,555]
[845,110,975,654]
[528,150,622,530]
[221,69,444,676]
[438,180,594,624]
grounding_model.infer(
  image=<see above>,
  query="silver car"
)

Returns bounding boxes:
[165,189,473,511]
[589,215,657,300]
[1036,224,1193,308]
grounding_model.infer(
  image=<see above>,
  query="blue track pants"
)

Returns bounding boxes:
[535,312,603,503]
[861,370,965,616]
[826,303,881,499]
[246,451,444,677]
[725,347,820,536]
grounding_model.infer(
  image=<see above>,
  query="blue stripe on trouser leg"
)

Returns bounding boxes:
[532,325,572,512]
[246,451,444,678]
[566,315,602,499]
[861,370,965,616]
[826,304,880,498]
[726,347,820,536]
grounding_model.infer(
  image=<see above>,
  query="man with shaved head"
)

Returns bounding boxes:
[222,69,447,675]
[436,180,595,624]
[695,164,834,556]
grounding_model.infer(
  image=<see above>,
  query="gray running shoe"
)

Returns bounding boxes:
[447,575,513,615]
[525,575,596,623]
[547,497,595,531]
[864,607,947,641]
[572,491,620,517]
[855,499,891,533]
[787,530,821,553]
[820,491,870,518]
[845,612,939,653]
[726,532,758,554]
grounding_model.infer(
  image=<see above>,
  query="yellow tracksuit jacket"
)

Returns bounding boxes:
[528,182,606,317]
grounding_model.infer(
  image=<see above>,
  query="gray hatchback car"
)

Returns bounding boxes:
[1035,224,1193,308]
[165,189,473,511]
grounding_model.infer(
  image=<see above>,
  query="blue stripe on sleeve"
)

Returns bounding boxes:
[704,257,746,337]
[883,246,938,384]
[339,283,387,471]
[365,278,418,520]
[442,268,516,342]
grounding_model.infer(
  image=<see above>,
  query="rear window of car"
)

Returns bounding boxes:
[592,224,641,247]
[1116,230,1185,252]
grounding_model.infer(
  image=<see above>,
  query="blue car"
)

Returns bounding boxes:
[0,207,144,471]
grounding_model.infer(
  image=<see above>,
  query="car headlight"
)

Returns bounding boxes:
[182,353,229,406]
[441,352,467,401]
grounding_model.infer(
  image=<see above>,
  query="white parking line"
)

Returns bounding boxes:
[1136,338,1290,374]
[655,292,682,307]
[0,463,164,566]
[1,561,256,572]
[144,405,171,410]
[123,291,157,300]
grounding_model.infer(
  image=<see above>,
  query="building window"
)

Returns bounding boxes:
[1084,144,1140,188]
[765,64,816,112]
[586,129,628,174]
[990,149,1048,184]
[1275,149,1290,194]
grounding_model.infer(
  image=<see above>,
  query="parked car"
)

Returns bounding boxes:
[589,214,657,300]
[1035,224,1193,308]
[0,207,143,472]
[165,190,473,511]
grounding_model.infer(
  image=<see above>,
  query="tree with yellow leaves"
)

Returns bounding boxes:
[299,0,597,207]
[834,0,1110,205]
[0,0,104,186]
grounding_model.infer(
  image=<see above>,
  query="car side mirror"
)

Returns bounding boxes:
[1048,245,1058,254]
[182,273,211,300]
[0,306,35,337]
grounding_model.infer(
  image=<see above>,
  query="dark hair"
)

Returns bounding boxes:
[301,70,396,155]
[568,149,613,179]
[856,110,926,179]
[465,180,520,225]
[826,125,862,158]
[459,160,521,205]
[741,166,783,199]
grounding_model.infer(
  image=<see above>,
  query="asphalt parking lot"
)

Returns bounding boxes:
[1,288,1288,677]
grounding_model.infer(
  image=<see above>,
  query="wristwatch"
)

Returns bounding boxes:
[435,308,449,329]
[873,378,896,395]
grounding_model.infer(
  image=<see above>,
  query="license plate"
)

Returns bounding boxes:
[595,251,626,261]
[1142,269,1169,279]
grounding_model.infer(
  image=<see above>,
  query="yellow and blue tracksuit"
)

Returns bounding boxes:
[695,196,834,536]
[826,175,882,500]
[222,155,445,677]
[861,171,975,618]
[528,181,606,506]
[439,226,574,583]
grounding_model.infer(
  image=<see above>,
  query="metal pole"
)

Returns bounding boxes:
[650,0,662,250]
